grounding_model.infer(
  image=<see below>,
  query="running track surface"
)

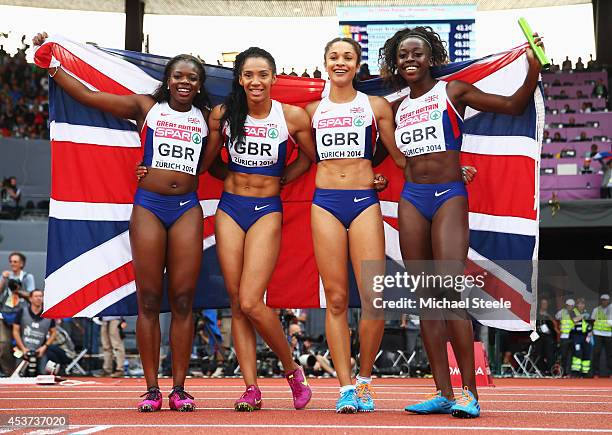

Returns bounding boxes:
[0,377,611,434]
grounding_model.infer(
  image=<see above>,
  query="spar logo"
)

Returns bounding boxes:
[192,133,202,145]
[244,125,268,138]
[155,127,192,142]
[268,128,279,139]
[317,117,352,129]
[353,117,365,127]
[429,110,442,121]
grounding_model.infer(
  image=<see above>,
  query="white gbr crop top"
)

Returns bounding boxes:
[141,102,208,175]
[311,91,377,162]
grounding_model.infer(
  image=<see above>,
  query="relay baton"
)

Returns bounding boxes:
[518,17,550,69]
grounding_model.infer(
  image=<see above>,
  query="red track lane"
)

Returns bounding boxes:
[0,377,611,434]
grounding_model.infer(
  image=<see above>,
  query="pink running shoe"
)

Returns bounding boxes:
[285,366,312,409]
[234,385,262,412]
[169,386,196,412]
[138,386,162,412]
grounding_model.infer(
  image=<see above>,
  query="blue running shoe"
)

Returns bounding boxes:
[404,391,455,414]
[451,387,480,418]
[356,383,375,412]
[336,388,358,414]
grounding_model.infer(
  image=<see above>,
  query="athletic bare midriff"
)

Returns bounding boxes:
[224,171,281,197]
[315,159,375,190]
[404,150,462,184]
[138,167,198,195]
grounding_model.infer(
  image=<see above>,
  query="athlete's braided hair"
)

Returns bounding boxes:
[219,47,277,146]
[324,37,362,88]
[151,54,212,115]
[378,26,448,89]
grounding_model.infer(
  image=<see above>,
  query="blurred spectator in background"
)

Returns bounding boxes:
[289,68,298,77]
[0,252,35,376]
[301,69,310,78]
[595,156,612,198]
[581,158,593,174]
[589,144,599,158]
[0,252,35,297]
[556,298,576,377]
[358,63,371,81]
[195,309,224,378]
[100,316,126,377]
[576,90,586,99]
[552,132,566,142]
[570,298,592,377]
[577,131,590,142]
[591,294,612,378]
[581,102,593,113]
[13,289,56,375]
[1,176,22,219]
[592,79,608,99]
[575,56,585,71]
[534,297,557,375]
[561,103,575,114]
[557,90,568,100]
[313,67,321,79]
[0,268,28,375]
[561,56,572,72]
[47,319,77,374]
[0,38,49,139]
[549,59,559,72]
[401,313,420,363]
[587,54,599,70]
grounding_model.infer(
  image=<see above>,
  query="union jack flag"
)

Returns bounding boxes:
[36,35,542,331]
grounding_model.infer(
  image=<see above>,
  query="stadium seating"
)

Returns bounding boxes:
[541,70,611,200]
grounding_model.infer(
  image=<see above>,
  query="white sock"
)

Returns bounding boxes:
[356,375,371,385]
[340,384,355,394]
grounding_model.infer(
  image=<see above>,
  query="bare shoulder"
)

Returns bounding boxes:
[368,94,390,108]
[445,79,471,98]
[208,104,225,128]
[304,99,322,117]
[368,95,392,116]
[136,94,156,116]
[282,103,311,133]
[282,102,305,117]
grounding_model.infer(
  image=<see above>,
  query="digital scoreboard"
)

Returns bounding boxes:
[337,5,476,75]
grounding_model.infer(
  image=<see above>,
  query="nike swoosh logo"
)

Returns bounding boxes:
[160,113,171,116]
[321,110,331,114]
[353,197,370,203]
[179,200,191,206]
[434,189,451,197]
[255,204,271,211]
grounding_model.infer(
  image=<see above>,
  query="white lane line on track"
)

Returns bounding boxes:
[14,424,611,432]
[69,425,112,434]
[2,384,611,391]
[3,390,612,398]
[1,398,611,404]
[2,407,612,415]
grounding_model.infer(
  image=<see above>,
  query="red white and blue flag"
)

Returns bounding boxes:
[36,35,542,331]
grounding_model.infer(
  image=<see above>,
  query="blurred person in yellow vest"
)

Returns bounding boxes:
[590,294,612,378]
[555,298,576,377]
[570,298,592,377]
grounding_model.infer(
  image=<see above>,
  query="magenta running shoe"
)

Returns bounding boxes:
[285,366,312,409]
[138,386,162,412]
[169,386,196,412]
[234,385,262,412]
